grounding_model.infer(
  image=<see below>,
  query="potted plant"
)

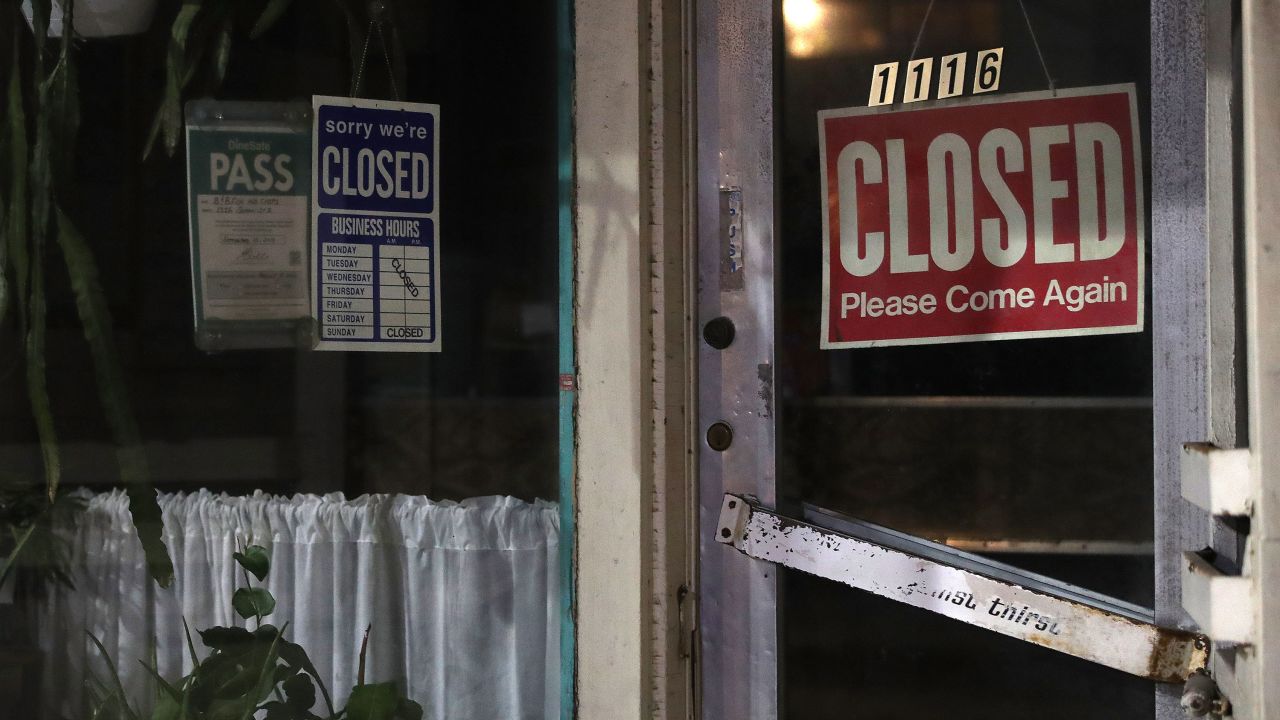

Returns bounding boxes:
[89,546,424,720]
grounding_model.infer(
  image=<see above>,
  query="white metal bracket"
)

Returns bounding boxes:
[1178,443,1256,646]
[715,493,1210,684]
[1181,551,1254,645]
[1181,444,1253,517]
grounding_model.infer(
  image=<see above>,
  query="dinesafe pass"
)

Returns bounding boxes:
[819,85,1144,349]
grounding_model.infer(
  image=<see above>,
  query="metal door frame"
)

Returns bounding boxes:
[694,0,779,717]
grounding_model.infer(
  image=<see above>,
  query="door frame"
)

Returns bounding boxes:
[570,0,1278,717]
[687,1,1248,718]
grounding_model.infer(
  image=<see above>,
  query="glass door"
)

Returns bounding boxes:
[699,1,1163,717]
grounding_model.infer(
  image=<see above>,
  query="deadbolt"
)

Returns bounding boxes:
[706,422,733,451]
[703,317,736,349]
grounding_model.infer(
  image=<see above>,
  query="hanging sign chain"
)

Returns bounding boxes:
[375,21,401,100]
[1016,0,1056,93]
[350,1,402,100]
[905,0,936,66]
[904,0,1056,93]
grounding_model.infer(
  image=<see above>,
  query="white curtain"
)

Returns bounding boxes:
[38,490,560,720]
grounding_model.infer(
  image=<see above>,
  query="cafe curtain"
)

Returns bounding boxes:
[37,489,560,720]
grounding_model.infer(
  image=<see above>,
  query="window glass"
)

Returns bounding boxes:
[777,1,1154,716]
[0,2,563,718]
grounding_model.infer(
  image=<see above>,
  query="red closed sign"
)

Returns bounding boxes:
[819,85,1144,348]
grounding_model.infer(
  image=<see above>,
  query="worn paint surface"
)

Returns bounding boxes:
[718,495,1206,684]
[695,0,781,716]
[555,0,575,712]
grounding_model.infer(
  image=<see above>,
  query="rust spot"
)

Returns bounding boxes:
[1144,627,1204,683]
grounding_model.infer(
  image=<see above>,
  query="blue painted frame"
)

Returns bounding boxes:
[556,0,576,715]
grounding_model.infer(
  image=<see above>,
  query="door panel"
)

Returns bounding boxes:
[699,1,1160,718]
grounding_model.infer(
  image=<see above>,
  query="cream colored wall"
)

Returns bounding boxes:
[574,0,648,715]
[574,0,696,715]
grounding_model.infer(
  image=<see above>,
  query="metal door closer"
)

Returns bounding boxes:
[715,494,1229,717]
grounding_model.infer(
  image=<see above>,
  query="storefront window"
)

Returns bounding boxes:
[0,2,565,718]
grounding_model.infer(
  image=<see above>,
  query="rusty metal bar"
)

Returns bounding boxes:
[716,494,1209,684]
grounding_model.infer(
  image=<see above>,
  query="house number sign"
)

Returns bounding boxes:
[868,48,1004,106]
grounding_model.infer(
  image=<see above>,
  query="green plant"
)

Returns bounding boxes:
[89,544,423,720]
[0,0,175,587]
[0,478,82,591]
[146,0,409,159]
[146,0,298,157]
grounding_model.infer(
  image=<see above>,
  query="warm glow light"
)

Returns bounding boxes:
[789,36,816,58]
[783,0,824,32]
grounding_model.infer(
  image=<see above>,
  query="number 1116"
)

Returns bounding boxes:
[868,48,1003,107]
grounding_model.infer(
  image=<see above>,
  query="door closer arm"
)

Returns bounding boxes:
[715,493,1210,686]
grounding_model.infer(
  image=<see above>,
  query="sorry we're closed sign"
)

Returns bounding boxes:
[819,85,1144,348]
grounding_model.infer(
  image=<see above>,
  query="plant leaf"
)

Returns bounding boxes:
[0,524,36,589]
[197,625,253,651]
[23,0,59,503]
[233,545,270,581]
[232,587,276,619]
[344,683,399,720]
[146,1,203,158]
[46,12,81,182]
[262,700,306,720]
[182,617,203,666]
[398,698,424,720]
[87,631,143,720]
[0,72,7,330]
[237,620,288,720]
[357,624,370,685]
[53,206,175,586]
[250,0,294,39]
[213,16,233,85]
[135,658,184,703]
[26,190,57,502]
[345,683,423,720]
[4,34,28,337]
[0,197,7,331]
[28,0,51,55]
[281,672,315,711]
[149,693,183,720]
[278,641,335,717]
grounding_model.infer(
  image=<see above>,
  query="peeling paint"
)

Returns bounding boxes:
[756,363,773,419]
